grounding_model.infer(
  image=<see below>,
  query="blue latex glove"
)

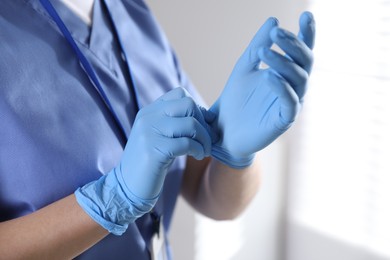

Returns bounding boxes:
[76,87,216,235]
[210,12,316,168]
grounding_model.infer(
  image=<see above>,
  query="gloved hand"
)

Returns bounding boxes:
[75,87,216,235]
[210,12,316,169]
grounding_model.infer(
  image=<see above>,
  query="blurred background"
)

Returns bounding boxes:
[147,0,390,259]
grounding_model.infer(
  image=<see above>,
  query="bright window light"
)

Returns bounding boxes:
[288,0,390,258]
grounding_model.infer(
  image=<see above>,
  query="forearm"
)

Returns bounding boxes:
[0,194,108,260]
[182,155,261,220]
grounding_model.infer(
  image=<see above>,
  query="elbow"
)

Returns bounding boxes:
[210,212,242,221]
[198,203,248,221]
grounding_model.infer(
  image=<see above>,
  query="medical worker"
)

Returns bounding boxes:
[0,0,315,259]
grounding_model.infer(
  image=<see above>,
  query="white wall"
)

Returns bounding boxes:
[146,1,309,259]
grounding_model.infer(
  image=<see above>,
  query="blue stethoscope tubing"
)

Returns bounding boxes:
[39,0,140,142]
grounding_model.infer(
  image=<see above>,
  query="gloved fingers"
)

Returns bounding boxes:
[270,27,313,74]
[237,17,279,72]
[157,87,189,101]
[298,11,316,50]
[264,70,300,125]
[258,47,308,100]
[162,96,201,118]
[161,97,219,143]
[142,87,198,118]
[168,137,206,160]
[199,107,219,144]
[198,106,216,124]
[155,117,212,157]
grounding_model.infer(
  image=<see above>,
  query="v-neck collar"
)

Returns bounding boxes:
[28,0,98,47]
[31,0,119,69]
[30,0,139,137]
[88,0,116,66]
[60,0,94,26]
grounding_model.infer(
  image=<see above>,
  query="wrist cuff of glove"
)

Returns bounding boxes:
[211,147,254,169]
[75,169,157,236]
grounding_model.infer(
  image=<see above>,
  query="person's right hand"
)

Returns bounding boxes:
[118,87,216,200]
[75,87,216,235]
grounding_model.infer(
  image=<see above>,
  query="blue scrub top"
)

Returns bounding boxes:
[0,0,204,258]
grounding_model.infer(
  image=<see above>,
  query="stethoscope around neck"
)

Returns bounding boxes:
[39,0,140,143]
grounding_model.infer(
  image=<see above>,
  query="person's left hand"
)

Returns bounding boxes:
[210,12,316,168]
